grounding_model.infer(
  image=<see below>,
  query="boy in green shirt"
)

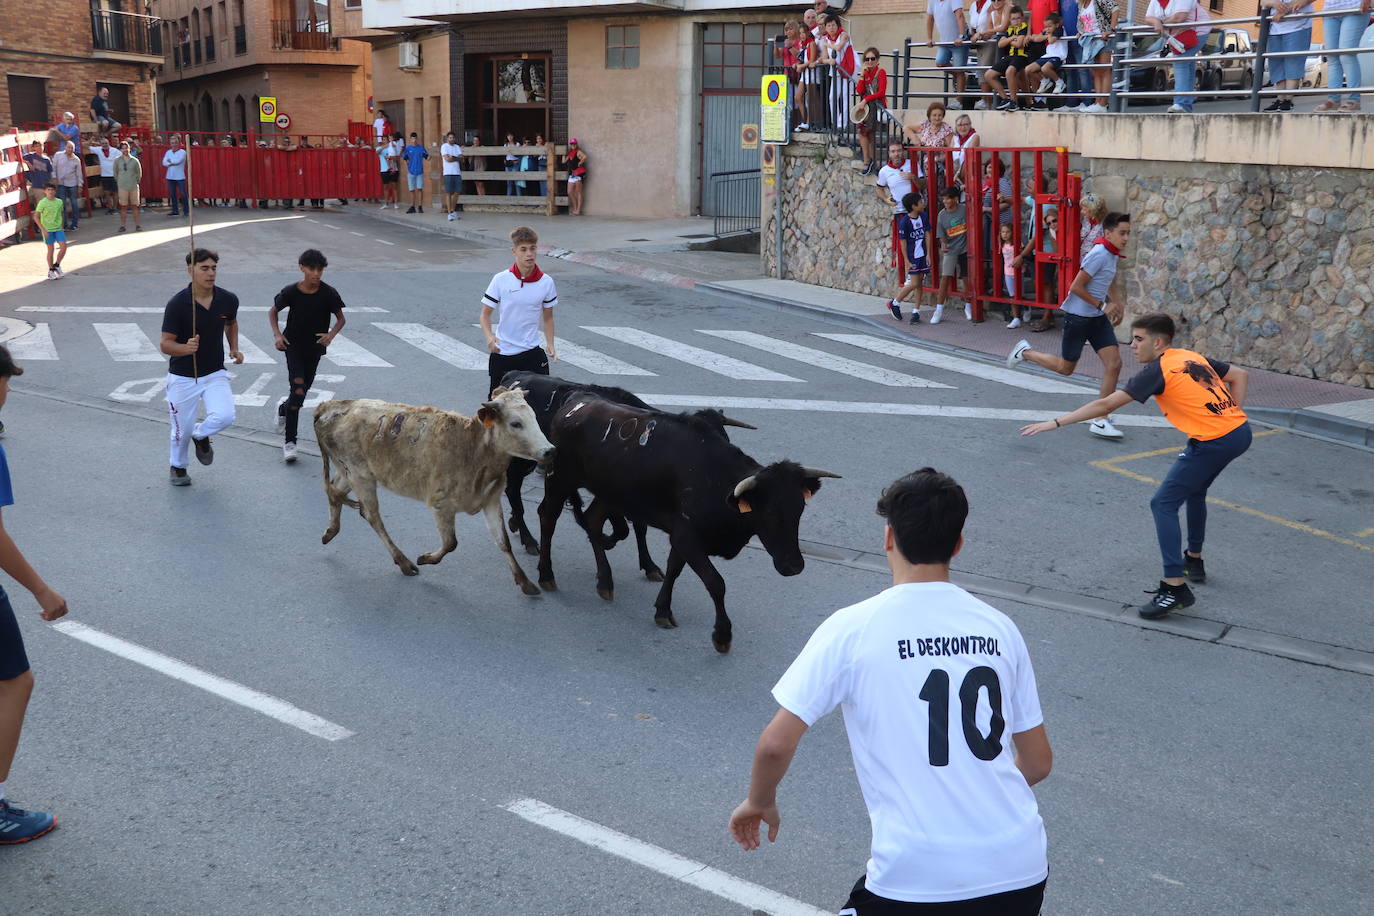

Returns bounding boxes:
[33,184,67,280]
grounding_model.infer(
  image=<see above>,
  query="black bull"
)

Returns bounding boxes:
[527,390,839,654]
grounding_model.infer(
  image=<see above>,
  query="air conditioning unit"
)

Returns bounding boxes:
[398,41,421,71]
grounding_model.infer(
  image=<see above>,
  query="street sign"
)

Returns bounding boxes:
[761,143,776,175]
[275,113,291,130]
[740,123,759,150]
[760,75,789,144]
[259,97,277,123]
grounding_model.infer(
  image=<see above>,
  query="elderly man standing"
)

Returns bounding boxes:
[50,141,84,232]
[50,112,80,150]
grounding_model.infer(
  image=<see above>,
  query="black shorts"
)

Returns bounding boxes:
[1060,312,1119,363]
[489,346,548,398]
[0,588,32,681]
[101,177,118,193]
[990,57,1026,75]
[1033,56,1063,70]
[381,171,399,184]
[841,875,1046,915]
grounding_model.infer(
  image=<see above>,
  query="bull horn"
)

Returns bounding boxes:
[799,466,842,480]
[732,475,758,498]
[719,415,758,430]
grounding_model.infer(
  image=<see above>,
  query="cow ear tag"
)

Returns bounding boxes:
[737,498,753,514]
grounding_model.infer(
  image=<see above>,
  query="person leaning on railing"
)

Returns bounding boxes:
[1145,0,1212,114]
[797,19,822,130]
[1072,0,1120,112]
[1317,0,1372,111]
[855,48,889,175]
[1259,0,1316,112]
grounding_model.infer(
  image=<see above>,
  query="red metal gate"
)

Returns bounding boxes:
[138,134,383,202]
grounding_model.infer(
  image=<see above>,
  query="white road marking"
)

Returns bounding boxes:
[18,306,390,313]
[701,330,953,389]
[233,372,274,407]
[641,394,1173,425]
[349,230,366,237]
[94,323,162,361]
[375,238,396,246]
[504,798,829,916]
[324,333,393,367]
[581,327,802,382]
[234,333,276,364]
[373,322,486,370]
[1151,873,1186,887]
[556,340,657,376]
[814,333,1093,394]
[406,248,423,253]
[52,621,354,741]
[6,323,58,360]
[320,223,340,229]
[110,377,166,403]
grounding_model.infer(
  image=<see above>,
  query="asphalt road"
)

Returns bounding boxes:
[1,209,1371,915]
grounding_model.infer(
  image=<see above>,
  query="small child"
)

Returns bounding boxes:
[1025,12,1069,105]
[1000,222,1024,328]
[886,192,930,325]
[933,186,969,324]
[34,184,67,280]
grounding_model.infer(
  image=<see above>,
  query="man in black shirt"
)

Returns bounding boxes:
[89,87,122,137]
[159,249,243,486]
[268,249,346,463]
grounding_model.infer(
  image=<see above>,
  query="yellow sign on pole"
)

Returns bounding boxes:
[760,75,789,144]
[761,143,776,176]
[259,97,277,123]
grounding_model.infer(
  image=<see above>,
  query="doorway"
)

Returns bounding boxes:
[470,54,550,145]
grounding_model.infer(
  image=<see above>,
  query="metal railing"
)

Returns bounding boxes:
[711,169,761,237]
[271,19,334,51]
[90,9,163,56]
[878,8,1374,114]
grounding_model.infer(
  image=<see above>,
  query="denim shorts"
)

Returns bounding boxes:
[0,587,32,681]
[936,44,969,68]
[1268,28,1311,83]
[406,173,424,191]
[1060,312,1119,362]
[442,174,463,194]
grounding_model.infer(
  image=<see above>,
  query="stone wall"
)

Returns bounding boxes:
[765,134,1374,390]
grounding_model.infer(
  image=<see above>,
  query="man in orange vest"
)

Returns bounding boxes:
[1020,312,1252,618]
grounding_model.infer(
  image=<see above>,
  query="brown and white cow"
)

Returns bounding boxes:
[313,387,554,593]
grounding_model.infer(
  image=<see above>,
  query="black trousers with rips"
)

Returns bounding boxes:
[280,347,323,443]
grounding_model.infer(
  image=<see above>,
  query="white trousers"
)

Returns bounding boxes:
[166,370,235,468]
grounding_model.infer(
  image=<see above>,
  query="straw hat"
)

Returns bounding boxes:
[849,100,869,124]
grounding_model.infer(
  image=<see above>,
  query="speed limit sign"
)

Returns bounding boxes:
[275,113,291,130]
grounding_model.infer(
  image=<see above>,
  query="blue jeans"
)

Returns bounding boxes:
[1065,41,1090,100]
[1326,13,1366,102]
[505,161,518,196]
[1170,43,1200,111]
[56,185,80,228]
[1150,422,1252,578]
[1268,28,1311,85]
[167,178,187,215]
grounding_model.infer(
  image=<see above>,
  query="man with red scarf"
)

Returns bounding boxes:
[480,225,559,397]
[1007,211,1130,440]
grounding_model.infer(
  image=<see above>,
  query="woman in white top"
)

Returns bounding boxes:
[1259,0,1316,112]
[969,0,1012,109]
[817,13,856,132]
[950,114,980,185]
[1145,0,1212,113]
[1316,0,1372,111]
[1075,0,1120,112]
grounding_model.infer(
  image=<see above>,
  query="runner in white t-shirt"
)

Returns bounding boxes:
[440,131,464,221]
[479,225,559,396]
[730,468,1053,913]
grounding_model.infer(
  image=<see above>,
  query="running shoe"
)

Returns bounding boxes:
[0,800,56,844]
[948,99,964,110]
[888,300,902,321]
[118,225,126,233]
[283,441,298,463]
[1082,103,1108,113]
[1037,78,1053,93]
[931,304,945,324]
[418,206,424,213]
[1007,338,1031,368]
[1007,316,1022,329]
[909,309,920,325]
[169,466,191,486]
[54,265,64,278]
[193,436,214,465]
[1140,581,1195,619]
[405,206,416,214]
[1183,554,1207,584]
[447,212,456,221]
[46,269,57,280]
[1167,104,1187,113]
[1054,79,1066,94]
[274,407,285,432]
[964,303,974,321]
[1089,416,1125,440]
[974,101,989,111]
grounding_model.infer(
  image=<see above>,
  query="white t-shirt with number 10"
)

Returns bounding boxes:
[772,581,1047,904]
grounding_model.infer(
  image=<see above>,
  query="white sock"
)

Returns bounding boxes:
[0,780,7,802]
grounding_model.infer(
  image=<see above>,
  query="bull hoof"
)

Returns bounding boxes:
[397,560,419,576]
[417,553,441,565]
[643,567,664,582]
[712,637,732,654]
[322,529,338,545]
[539,578,558,592]
[520,580,541,597]
[508,517,520,532]
[597,587,614,602]
[654,613,678,629]
[522,541,539,557]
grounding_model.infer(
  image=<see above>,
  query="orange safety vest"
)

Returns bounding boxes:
[1154,348,1247,441]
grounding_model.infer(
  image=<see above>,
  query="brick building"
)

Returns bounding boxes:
[148,0,372,137]
[1,0,161,132]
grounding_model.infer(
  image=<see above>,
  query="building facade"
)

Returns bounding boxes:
[149,0,372,136]
[1,0,162,132]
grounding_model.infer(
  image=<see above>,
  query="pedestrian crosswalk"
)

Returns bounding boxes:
[4,321,1087,395]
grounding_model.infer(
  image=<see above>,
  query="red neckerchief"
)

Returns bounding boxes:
[1095,237,1124,257]
[510,263,544,285]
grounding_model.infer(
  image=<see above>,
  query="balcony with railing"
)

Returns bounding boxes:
[271,19,337,51]
[91,9,164,62]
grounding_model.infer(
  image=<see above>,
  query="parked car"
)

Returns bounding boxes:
[1196,28,1255,99]
[1126,34,1174,105]
[1302,42,1327,89]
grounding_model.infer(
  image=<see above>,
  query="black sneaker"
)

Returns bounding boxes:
[405,206,416,214]
[1263,99,1284,112]
[1139,581,1195,619]
[1183,554,1206,583]
[169,466,191,486]
[417,206,423,213]
[192,436,214,466]
[1278,100,1293,112]
[888,300,902,321]
[908,310,920,325]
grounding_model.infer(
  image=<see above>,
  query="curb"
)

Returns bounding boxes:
[0,317,36,345]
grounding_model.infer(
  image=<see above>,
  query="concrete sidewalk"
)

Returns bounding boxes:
[352,205,1374,449]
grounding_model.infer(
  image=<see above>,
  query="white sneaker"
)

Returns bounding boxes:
[1166,104,1186,113]
[46,268,57,280]
[1037,78,1052,93]
[379,203,388,210]
[1054,79,1066,94]
[931,304,945,324]
[948,99,964,110]
[1007,317,1023,329]
[974,100,989,111]
[447,211,456,221]
[1089,416,1125,440]
[283,441,298,462]
[1083,103,1108,113]
[1007,338,1031,368]
[964,303,973,321]
[54,265,64,277]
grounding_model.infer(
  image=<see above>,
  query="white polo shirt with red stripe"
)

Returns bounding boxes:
[482,264,559,355]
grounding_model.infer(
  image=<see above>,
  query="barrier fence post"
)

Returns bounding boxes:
[546,142,556,217]
[902,38,914,109]
[1249,9,1272,112]
[1108,31,1127,113]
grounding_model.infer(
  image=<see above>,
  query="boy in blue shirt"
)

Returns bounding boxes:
[0,345,69,844]
[402,132,430,214]
[886,192,931,325]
